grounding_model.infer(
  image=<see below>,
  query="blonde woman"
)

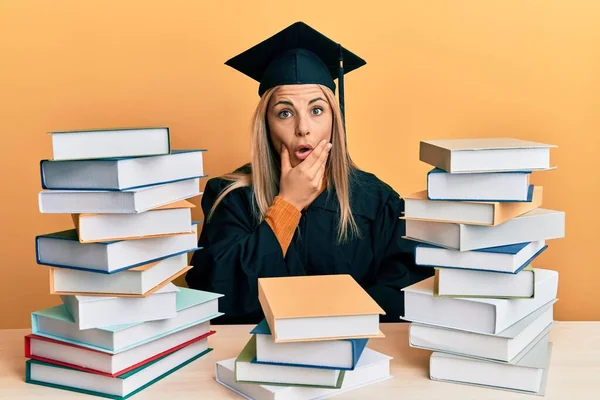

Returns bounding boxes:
[186,22,433,324]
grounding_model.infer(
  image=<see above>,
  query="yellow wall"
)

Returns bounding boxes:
[1,1,598,328]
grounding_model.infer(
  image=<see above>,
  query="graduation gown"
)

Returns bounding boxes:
[186,165,434,324]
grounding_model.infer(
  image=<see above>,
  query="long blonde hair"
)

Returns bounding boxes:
[207,84,361,243]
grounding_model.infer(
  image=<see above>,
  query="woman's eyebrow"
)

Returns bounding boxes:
[309,97,325,104]
[273,100,294,107]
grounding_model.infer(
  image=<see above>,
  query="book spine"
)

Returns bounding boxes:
[420,142,452,172]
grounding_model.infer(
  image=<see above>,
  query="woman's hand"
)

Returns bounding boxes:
[279,140,332,211]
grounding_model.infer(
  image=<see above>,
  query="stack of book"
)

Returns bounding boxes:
[26,127,224,399]
[215,274,393,400]
[400,138,565,396]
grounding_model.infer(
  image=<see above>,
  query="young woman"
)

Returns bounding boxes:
[185,22,433,324]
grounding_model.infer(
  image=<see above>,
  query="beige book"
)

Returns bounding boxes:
[258,274,385,343]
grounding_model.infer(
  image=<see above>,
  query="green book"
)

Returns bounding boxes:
[234,335,345,388]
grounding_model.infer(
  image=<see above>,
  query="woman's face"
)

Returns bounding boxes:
[267,84,333,168]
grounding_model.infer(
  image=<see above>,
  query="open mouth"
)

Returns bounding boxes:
[295,145,314,160]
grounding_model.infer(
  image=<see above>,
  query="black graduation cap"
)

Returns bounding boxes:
[224,21,366,129]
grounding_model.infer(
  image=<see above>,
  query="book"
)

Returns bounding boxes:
[25,327,215,377]
[258,274,385,343]
[49,127,170,161]
[26,337,212,399]
[250,319,368,371]
[429,333,552,395]
[414,240,547,274]
[72,200,195,243]
[426,168,533,201]
[49,253,191,297]
[31,287,223,353]
[41,149,206,191]
[60,283,179,330]
[38,177,201,214]
[401,268,558,334]
[404,208,565,251]
[434,265,536,298]
[36,223,199,274]
[216,348,392,400]
[409,299,555,362]
[235,335,345,389]
[419,138,556,173]
[402,186,542,226]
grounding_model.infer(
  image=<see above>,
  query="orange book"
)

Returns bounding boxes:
[258,274,385,343]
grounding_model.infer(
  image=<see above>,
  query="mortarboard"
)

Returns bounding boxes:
[224,21,366,132]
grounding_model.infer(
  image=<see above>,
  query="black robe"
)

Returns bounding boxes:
[186,165,434,324]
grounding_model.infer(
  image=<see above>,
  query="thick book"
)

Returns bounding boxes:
[235,335,345,389]
[419,138,556,173]
[409,299,556,362]
[216,348,392,400]
[49,126,170,161]
[250,319,368,371]
[401,268,558,334]
[41,149,205,191]
[402,186,542,226]
[60,283,179,330]
[258,274,385,343]
[25,338,212,399]
[25,328,215,377]
[434,265,536,298]
[36,223,199,274]
[49,253,191,297]
[429,333,552,395]
[427,168,533,201]
[72,200,195,243]
[38,177,201,214]
[31,287,223,353]
[414,240,547,274]
[404,208,565,251]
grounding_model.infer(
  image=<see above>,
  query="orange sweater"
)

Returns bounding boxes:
[265,178,327,256]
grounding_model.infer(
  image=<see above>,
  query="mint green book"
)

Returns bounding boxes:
[234,335,345,389]
[26,338,212,399]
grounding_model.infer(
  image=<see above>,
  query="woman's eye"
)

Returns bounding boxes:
[312,107,323,116]
[278,110,292,119]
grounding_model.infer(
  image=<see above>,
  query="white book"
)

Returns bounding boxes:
[31,287,223,353]
[49,127,170,161]
[61,283,179,330]
[419,138,556,173]
[41,150,205,190]
[401,268,558,334]
[216,348,392,400]
[50,253,190,296]
[27,323,213,376]
[436,266,535,298]
[427,169,532,201]
[404,208,565,251]
[73,200,194,243]
[26,338,211,398]
[409,299,555,362]
[429,333,552,395]
[36,223,198,274]
[415,240,547,274]
[38,177,201,214]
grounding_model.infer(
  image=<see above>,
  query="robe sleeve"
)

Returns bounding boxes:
[185,178,303,320]
[366,192,435,322]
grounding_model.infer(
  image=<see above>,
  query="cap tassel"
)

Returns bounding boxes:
[338,44,347,144]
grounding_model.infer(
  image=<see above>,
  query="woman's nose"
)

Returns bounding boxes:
[296,113,310,136]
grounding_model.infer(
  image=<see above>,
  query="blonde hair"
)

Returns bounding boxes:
[207,84,361,243]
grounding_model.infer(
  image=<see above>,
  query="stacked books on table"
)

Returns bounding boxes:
[215,274,393,400]
[26,127,224,399]
[401,138,565,396]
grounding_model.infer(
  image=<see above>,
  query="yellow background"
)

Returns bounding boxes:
[1,1,598,328]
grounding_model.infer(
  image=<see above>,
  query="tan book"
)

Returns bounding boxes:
[401,186,543,226]
[419,138,557,173]
[258,274,385,343]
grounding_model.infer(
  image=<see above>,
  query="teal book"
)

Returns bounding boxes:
[31,287,223,353]
[26,338,213,399]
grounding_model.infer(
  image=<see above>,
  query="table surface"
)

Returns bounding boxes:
[1,322,598,399]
